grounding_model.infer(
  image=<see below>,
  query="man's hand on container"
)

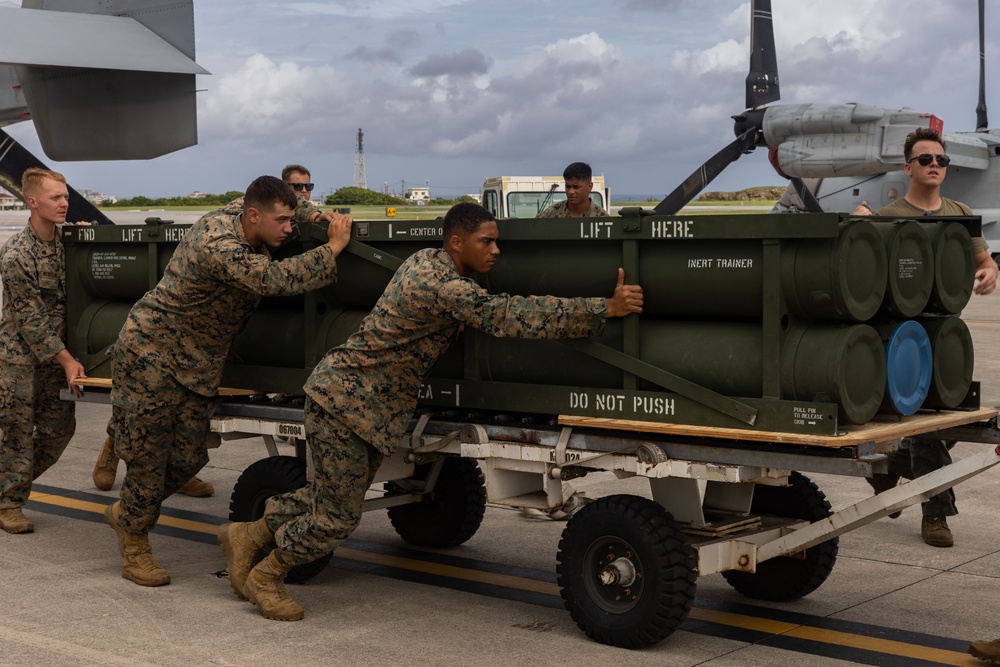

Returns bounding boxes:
[325,213,352,255]
[605,268,644,318]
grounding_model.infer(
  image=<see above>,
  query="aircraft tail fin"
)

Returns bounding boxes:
[2,0,206,161]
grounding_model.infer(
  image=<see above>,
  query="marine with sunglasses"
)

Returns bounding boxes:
[855,127,997,549]
[282,164,342,225]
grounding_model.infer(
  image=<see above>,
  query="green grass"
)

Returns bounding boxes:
[683,199,778,207]
[103,204,226,212]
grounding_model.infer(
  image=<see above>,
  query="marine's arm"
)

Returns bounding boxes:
[1,255,66,364]
[973,248,997,295]
[439,268,643,339]
[1,254,85,394]
[205,215,351,297]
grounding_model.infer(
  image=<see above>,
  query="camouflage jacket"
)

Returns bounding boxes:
[536,200,609,218]
[0,222,67,366]
[115,206,338,397]
[305,247,607,455]
[223,197,320,225]
[877,197,989,254]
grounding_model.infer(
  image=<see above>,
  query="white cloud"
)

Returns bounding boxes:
[200,54,351,137]
[8,0,998,200]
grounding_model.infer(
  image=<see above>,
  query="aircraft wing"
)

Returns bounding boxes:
[0,7,208,75]
[0,0,208,161]
[942,131,992,170]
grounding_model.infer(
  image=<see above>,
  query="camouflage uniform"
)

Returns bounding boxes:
[98,197,323,464]
[0,223,75,508]
[111,206,340,534]
[876,196,988,519]
[265,247,607,566]
[536,199,609,218]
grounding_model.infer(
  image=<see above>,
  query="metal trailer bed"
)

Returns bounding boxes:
[195,395,1000,649]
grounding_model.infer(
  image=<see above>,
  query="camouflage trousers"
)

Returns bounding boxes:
[111,348,211,534]
[264,397,384,567]
[0,360,76,508]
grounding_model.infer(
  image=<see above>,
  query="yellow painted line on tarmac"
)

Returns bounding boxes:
[27,491,983,665]
[28,491,218,535]
[687,608,980,666]
[335,546,562,596]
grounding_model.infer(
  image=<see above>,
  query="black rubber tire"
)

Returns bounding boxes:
[556,494,697,649]
[721,471,839,601]
[385,457,486,548]
[228,455,332,584]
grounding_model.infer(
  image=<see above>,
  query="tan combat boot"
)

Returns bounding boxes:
[218,517,274,599]
[105,501,170,586]
[93,436,119,491]
[121,532,171,587]
[244,550,304,621]
[970,637,1000,663]
[921,515,954,548]
[177,476,214,497]
[0,507,34,534]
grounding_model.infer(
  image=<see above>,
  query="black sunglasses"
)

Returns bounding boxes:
[907,153,951,167]
[287,182,315,192]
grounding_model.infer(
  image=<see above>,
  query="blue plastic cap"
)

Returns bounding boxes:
[884,320,933,415]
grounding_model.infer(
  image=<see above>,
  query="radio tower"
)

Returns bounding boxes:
[353,128,366,190]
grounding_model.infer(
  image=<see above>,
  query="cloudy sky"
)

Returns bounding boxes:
[5,0,997,200]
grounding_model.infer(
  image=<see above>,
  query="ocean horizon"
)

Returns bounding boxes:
[611,194,664,203]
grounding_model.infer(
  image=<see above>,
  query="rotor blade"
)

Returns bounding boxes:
[746,0,780,109]
[654,129,758,215]
[0,128,113,224]
[791,178,824,213]
[977,0,988,131]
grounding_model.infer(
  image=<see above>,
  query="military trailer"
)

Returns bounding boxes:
[62,211,1000,649]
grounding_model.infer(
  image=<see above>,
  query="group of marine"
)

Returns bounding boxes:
[0,148,998,662]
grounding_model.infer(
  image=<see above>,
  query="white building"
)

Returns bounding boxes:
[79,189,117,205]
[404,187,430,203]
[0,189,24,210]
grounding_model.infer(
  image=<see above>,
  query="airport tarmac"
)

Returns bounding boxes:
[0,212,999,666]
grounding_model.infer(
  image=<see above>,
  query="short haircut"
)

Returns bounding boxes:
[281,164,310,181]
[904,128,946,160]
[443,202,495,241]
[243,175,297,213]
[563,162,593,181]
[22,167,66,198]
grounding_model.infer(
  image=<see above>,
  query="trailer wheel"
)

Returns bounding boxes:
[229,455,332,584]
[721,471,838,601]
[556,494,697,649]
[385,457,486,548]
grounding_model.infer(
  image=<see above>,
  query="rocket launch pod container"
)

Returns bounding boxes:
[62,212,979,435]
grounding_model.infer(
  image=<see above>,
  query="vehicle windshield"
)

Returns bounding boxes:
[506,191,605,218]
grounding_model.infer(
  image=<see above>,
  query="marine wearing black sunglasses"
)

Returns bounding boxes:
[906,153,951,167]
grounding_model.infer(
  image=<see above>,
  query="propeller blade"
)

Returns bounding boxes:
[0,128,113,224]
[746,0,780,109]
[976,0,988,131]
[791,177,824,213]
[654,128,758,215]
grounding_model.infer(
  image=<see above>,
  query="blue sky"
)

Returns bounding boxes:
[5,0,997,200]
